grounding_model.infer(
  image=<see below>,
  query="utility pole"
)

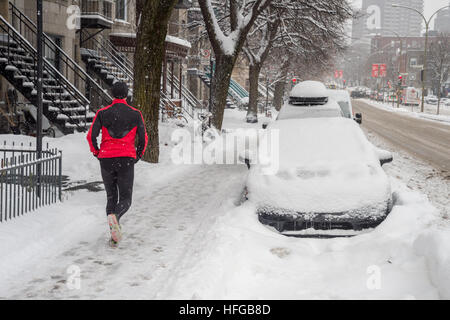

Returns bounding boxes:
[36,0,43,197]
[209,52,214,127]
[392,3,450,112]
[265,73,269,116]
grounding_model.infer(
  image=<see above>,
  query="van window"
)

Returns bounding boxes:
[337,101,351,118]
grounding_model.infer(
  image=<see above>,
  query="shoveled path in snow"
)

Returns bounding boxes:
[5,164,247,299]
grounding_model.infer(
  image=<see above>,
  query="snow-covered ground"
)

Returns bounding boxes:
[361,99,450,124]
[0,109,449,299]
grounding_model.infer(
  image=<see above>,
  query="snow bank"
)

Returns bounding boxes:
[414,225,450,299]
[361,99,450,125]
[162,179,443,299]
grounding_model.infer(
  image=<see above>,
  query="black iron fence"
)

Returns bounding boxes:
[0,141,62,222]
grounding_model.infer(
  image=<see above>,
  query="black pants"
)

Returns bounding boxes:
[100,157,135,221]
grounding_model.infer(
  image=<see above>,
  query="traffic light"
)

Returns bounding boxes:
[397,75,403,86]
[292,78,297,84]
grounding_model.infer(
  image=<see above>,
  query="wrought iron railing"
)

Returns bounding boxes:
[0,141,62,222]
[0,15,91,131]
[81,0,113,21]
[9,2,112,108]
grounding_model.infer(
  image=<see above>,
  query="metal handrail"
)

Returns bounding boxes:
[9,2,112,106]
[167,68,202,111]
[0,15,90,130]
[81,29,133,82]
[83,29,195,119]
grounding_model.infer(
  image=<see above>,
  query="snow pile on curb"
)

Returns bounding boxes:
[163,178,447,299]
[414,225,450,299]
[361,99,450,125]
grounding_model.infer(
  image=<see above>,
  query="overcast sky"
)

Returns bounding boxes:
[350,0,450,30]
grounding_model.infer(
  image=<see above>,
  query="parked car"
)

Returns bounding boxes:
[246,117,393,235]
[425,95,438,105]
[445,99,450,107]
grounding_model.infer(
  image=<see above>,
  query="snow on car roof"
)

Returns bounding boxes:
[327,89,350,101]
[290,81,328,98]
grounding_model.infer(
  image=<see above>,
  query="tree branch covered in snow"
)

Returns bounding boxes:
[198,0,272,56]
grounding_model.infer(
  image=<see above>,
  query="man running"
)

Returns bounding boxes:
[87,82,148,246]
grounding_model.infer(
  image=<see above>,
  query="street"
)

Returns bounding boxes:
[352,99,450,173]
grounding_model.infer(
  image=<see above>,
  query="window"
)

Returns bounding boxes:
[104,1,113,20]
[116,0,127,21]
[410,58,417,67]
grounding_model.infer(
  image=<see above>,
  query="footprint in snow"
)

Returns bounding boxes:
[270,247,291,258]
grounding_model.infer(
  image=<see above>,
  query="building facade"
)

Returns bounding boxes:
[351,0,424,53]
[0,0,196,134]
[434,3,450,34]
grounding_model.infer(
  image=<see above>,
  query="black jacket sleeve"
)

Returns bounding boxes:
[87,110,102,155]
[136,111,148,158]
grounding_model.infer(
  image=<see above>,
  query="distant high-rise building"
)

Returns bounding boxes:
[351,0,424,51]
[434,2,450,34]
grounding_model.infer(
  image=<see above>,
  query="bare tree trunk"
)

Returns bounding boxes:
[246,63,261,122]
[273,80,285,111]
[133,0,177,163]
[210,53,236,130]
[273,59,290,111]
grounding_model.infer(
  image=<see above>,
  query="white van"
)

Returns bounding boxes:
[328,89,353,119]
[402,87,421,106]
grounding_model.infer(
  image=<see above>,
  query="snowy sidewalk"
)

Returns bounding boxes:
[1,110,449,299]
[1,163,247,299]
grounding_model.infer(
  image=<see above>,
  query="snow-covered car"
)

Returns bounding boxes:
[278,81,344,120]
[246,117,393,234]
[425,95,438,105]
[328,89,354,119]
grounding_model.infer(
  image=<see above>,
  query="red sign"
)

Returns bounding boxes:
[379,64,387,78]
[334,70,343,79]
[372,64,379,78]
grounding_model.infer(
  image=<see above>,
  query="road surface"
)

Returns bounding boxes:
[352,99,450,173]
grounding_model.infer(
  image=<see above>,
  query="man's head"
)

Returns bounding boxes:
[112,81,129,100]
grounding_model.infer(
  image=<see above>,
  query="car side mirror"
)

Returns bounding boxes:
[354,113,362,124]
[374,147,393,166]
[380,156,393,166]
